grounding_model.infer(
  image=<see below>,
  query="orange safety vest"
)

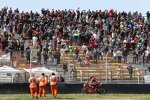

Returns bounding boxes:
[29,77,37,88]
[50,75,58,85]
[39,75,47,86]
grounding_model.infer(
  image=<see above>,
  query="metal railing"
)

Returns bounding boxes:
[0,68,148,84]
[65,68,146,84]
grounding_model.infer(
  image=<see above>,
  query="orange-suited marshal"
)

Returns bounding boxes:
[49,73,59,98]
[29,73,38,100]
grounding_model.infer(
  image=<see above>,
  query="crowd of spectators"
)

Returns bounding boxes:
[0,7,150,65]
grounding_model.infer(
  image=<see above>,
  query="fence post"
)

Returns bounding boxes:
[24,72,26,83]
[87,71,89,81]
[134,70,135,80]
[11,74,13,83]
[80,70,83,82]
[138,72,140,84]
[109,70,112,83]
[122,70,124,81]
[69,70,71,82]
[141,52,145,83]
[18,73,19,83]
[99,70,101,81]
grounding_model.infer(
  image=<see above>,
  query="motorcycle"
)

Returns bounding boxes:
[81,82,106,94]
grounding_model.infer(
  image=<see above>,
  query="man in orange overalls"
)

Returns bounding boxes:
[38,73,48,98]
[29,73,38,100]
[50,73,59,98]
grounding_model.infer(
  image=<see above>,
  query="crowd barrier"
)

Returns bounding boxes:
[0,83,150,94]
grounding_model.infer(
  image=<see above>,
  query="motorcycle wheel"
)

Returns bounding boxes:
[95,88,106,94]
[81,88,88,94]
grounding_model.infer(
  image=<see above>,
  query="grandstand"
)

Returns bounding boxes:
[0,7,150,84]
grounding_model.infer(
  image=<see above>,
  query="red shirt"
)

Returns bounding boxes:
[89,38,95,48]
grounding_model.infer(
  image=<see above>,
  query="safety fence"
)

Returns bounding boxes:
[0,67,148,84]
[64,67,146,84]
[0,51,149,84]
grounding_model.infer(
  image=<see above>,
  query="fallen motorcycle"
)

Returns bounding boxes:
[81,82,106,94]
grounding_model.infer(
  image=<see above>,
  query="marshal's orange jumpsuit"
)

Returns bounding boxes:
[50,75,59,97]
[29,73,38,100]
[38,75,48,97]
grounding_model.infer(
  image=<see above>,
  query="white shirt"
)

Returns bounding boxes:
[32,36,38,42]
[145,50,149,57]
[112,32,115,38]
[86,15,88,23]
[117,50,122,56]
[60,48,65,54]
[93,33,99,40]
[113,51,117,57]
[95,20,100,25]
[82,45,87,51]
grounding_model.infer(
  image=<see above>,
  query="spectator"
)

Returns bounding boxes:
[146,11,150,20]
[82,43,87,57]
[73,28,80,45]
[53,49,61,64]
[145,48,150,63]
[59,75,65,83]
[89,37,95,51]
[70,66,77,82]
[98,47,104,60]
[93,48,98,63]
[135,47,139,62]
[116,49,122,63]
[74,47,79,60]
[122,48,128,63]
[116,65,122,79]
[113,49,117,63]
[37,48,41,64]
[148,32,150,39]
[127,65,133,80]
[42,48,48,65]
[132,50,137,64]
[32,35,38,48]
[84,53,90,64]
[60,47,65,61]
[26,46,31,63]
[19,35,25,57]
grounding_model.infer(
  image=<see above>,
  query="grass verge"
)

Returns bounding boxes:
[0,94,150,100]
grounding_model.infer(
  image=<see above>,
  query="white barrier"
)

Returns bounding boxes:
[144,75,150,84]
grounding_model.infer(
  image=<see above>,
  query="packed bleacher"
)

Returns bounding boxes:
[0,7,150,83]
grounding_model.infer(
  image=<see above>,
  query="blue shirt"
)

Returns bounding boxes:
[148,32,150,38]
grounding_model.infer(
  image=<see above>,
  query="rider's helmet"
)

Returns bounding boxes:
[90,76,94,80]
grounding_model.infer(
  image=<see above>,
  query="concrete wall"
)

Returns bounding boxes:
[0,83,150,94]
